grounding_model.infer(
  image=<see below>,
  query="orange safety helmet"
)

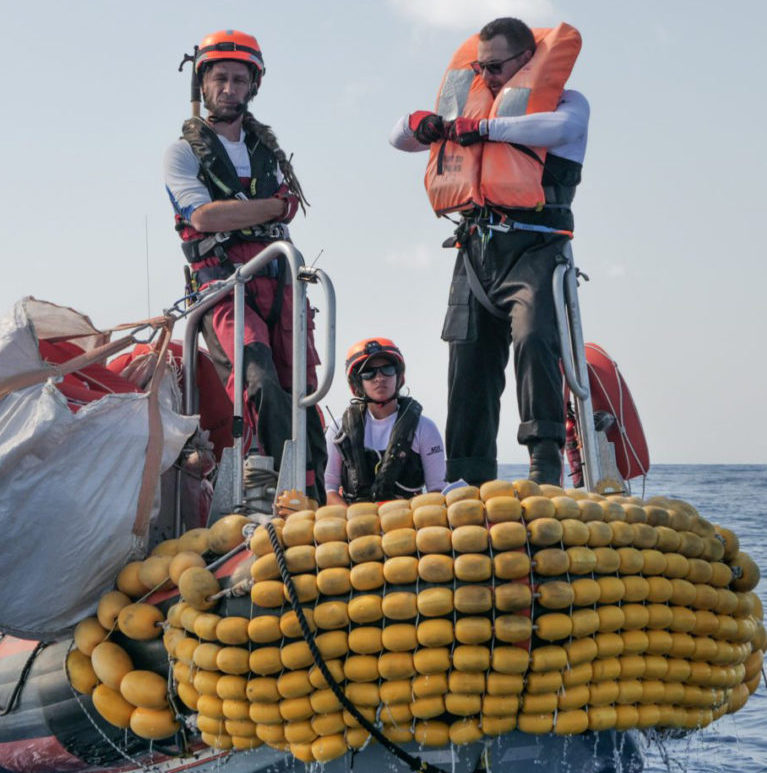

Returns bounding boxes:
[195,30,265,96]
[345,337,405,396]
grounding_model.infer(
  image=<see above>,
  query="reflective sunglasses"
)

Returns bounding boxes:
[359,364,397,380]
[470,51,527,75]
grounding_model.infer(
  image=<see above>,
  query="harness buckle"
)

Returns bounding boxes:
[265,223,287,240]
[245,223,288,241]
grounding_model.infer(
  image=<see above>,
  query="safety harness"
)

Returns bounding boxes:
[335,397,424,502]
[177,115,284,266]
[443,144,580,320]
[178,116,289,324]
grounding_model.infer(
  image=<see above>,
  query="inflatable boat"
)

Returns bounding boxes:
[0,243,762,773]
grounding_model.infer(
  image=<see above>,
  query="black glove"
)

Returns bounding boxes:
[408,111,447,144]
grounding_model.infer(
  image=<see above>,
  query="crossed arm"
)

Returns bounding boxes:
[389,89,589,164]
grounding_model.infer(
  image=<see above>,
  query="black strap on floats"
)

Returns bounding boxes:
[0,641,50,716]
[264,522,445,773]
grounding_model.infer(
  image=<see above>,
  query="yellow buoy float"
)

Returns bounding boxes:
[70,489,763,761]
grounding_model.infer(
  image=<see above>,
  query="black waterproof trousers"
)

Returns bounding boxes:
[442,227,568,485]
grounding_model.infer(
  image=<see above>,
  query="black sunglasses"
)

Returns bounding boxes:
[359,364,397,380]
[470,50,528,75]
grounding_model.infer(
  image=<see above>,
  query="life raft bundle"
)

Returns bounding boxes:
[68,481,763,765]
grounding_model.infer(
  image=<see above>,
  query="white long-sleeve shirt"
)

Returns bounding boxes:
[389,89,589,164]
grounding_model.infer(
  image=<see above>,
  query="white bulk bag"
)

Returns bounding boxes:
[0,300,198,639]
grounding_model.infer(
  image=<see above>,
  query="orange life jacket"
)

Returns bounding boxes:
[424,23,581,216]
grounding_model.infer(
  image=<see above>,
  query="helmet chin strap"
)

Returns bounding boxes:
[351,394,399,408]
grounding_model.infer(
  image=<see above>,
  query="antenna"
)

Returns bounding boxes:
[310,249,324,269]
[325,404,339,431]
[144,215,151,317]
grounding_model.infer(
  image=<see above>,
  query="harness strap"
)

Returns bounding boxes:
[264,258,287,327]
[132,320,174,538]
[183,117,247,200]
[509,142,544,165]
[181,224,290,264]
[485,219,574,238]
[459,213,573,320]
[265,521,446,773]
[462,251,508,320]
[181,234,232,264]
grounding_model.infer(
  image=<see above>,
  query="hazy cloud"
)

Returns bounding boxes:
[607,264,627,278]
[383,243,437,269]
[341,76,386,111]
[388,0,558,30]
[655,24,673,45]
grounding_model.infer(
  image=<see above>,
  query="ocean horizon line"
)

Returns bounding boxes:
[497,461,766,468]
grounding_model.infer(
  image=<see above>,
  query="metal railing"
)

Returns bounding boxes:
[553,242,605,492]
[181,241,335,514]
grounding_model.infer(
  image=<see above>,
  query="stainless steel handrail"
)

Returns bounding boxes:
[181,241,336,512]
[182,245,290,415]
[553,262,588,401]
[299,267,336,409]
[553,242,600,491]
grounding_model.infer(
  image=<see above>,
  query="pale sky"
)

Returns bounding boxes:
[2,0,765,464]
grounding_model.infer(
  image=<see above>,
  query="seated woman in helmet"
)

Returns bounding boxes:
[325,338,446,505]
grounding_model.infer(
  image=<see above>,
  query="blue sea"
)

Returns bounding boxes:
[497,463,767,772]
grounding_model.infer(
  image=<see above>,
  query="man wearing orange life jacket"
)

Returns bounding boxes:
[390,17,589,486]
[164,29,326,503]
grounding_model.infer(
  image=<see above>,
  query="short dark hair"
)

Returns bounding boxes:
[479,18,535,55]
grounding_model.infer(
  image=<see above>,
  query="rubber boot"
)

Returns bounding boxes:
[306,406,327,505]
[243,342,293,469]
[528,439,563,485]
